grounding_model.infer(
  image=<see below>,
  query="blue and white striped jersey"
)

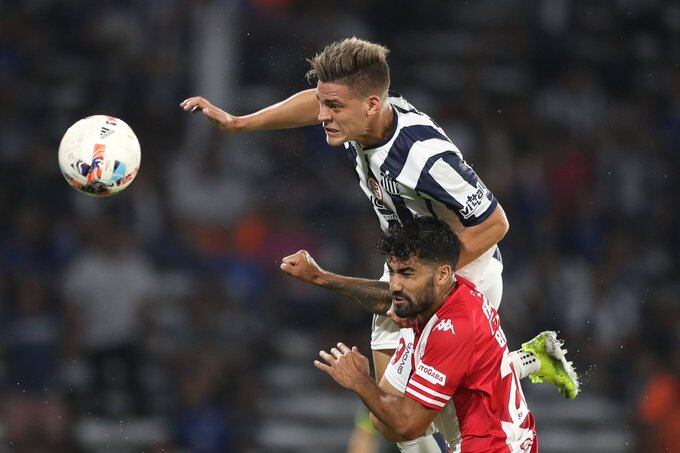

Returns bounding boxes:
[345,91,501,281]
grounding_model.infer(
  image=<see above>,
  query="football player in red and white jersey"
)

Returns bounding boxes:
[315,217,537,452]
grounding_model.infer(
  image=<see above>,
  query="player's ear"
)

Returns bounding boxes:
[366,95,382,116]
[436,264,453,285]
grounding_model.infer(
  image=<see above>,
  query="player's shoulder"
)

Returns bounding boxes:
[429,284,478,337]
[442,277,481,310]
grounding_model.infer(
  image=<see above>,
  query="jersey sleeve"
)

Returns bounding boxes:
[414,151,497,227]
[383,329,416,394]
[404,315,474,410]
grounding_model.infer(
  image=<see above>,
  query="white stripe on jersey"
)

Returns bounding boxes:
[395,138,461,188]
[409,378,451,401]
[405,386,447,408]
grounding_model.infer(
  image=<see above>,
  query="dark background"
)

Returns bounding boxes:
[0,1,678,452]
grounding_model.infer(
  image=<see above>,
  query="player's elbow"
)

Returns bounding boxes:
[370,413,427,442]
[493,203,510,241]
[370,413,404,442]
[397,422,428,441]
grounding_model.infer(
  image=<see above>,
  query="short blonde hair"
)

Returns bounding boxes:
[306,37,390,97]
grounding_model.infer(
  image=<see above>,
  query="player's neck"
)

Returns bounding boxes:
[356,105,394,148]
[416,281,458,326]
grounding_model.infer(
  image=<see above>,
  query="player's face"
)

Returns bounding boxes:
[316,81,371,146]
[387,256,437,318]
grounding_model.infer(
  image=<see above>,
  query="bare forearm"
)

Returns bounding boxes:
[456,204,509,269]
[236,89,320,132]
[318,272,392,315]
[352,377,423,440]
[370,413,408,442]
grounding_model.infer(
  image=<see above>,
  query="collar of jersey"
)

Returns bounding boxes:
[357,105,398,151]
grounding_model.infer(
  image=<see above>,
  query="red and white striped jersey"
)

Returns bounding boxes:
[389,276,538,452]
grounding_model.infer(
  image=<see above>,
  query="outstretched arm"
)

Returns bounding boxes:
[180,89,321,133]
[280,250,392,315]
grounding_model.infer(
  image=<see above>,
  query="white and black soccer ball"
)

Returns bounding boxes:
[58,115,141,197]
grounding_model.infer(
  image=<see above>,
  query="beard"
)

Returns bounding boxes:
[392,283,436,318]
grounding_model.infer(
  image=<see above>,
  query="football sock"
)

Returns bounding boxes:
[510,349,540,379]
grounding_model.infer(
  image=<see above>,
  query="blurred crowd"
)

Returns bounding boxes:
[0,0,678,452]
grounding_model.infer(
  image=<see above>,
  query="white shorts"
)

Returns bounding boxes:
[370,256,503,351]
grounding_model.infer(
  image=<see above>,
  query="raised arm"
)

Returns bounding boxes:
[180,89,320,133]
[280,250,392,315]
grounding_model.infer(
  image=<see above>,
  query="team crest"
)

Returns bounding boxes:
[368,176,383,201]
[391,337,406,364]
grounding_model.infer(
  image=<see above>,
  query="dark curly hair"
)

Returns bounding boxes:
[377,217,460,267]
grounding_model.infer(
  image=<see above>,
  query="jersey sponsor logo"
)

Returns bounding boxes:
[435,319,455,334]
[459,182,487,219]
[380,171,401,195]
[396,340,412,375]
[378,211,400,222]
[481,295,507,348]
[416,362,447,386]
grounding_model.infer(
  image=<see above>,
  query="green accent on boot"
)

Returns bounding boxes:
[522,331,580,399]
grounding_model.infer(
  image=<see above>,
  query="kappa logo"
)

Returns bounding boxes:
[459,182,487,219]
[416,363,447,386]
[435,319,455,334]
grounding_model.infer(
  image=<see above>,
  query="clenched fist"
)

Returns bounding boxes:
[280,250,326,285]
[180,96,241,133]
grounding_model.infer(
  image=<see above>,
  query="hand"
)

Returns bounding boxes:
[280,250,325,285]
[314,342,371,390]
[180,96,240,133]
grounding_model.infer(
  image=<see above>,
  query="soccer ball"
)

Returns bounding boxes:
[58,115,141,197]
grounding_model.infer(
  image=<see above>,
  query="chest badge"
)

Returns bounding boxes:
[368,175,383,201]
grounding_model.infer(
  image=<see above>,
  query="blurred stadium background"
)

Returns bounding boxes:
[1,0,678,452]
